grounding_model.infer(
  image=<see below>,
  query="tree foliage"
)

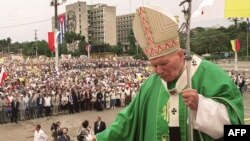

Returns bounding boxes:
[1,20,250,60]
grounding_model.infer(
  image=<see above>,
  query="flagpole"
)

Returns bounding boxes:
[55,29,59,72]
[87,45,90,60]
[50,0,67,72]
[53,0,59,72]
[179,0,193,141]
[235,51,238,71]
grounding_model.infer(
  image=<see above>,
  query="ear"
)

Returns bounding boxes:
[176,49,185,60]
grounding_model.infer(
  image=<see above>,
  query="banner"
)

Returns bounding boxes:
[48,32,55,52]
[85,44,91,52]
[235,39,241,52]
[57,13,66,44]
[225,0,250,18]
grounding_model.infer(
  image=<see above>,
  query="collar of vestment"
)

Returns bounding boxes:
[161,55,202,127]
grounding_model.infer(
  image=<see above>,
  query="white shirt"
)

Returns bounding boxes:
[110,91,116,100]
[34,129,48,141]
[44,97,51,107]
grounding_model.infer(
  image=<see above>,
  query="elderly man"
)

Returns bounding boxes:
[94,6,244,141]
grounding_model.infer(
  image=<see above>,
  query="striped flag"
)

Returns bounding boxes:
[57,13,66,44]
[230,39,241,52]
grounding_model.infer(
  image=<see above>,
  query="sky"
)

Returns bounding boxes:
[0,0,232,43]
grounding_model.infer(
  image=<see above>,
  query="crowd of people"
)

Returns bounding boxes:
[0,55,151,124]
[0,53,249,141]
[228,70,250,94]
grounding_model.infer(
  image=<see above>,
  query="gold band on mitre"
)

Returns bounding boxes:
[133,6,180,60]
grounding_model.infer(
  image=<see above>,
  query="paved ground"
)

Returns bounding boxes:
[0,108,122,141]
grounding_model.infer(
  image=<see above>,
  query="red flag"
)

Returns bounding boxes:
[85,44,91,52]
[48,32,55,52]
[235,39,240,52]
[0,66,7,86]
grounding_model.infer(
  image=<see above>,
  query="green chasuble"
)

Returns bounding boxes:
[96,59,244,141]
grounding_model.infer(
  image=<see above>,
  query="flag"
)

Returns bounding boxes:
[191,0,225,24]
[225,0,250,18]
[85,44,91,52]
[0,66,7,86]
[235,39,241,52]
[48,31,61,52]
[48,32,55,52]
[230,39,241,52]
[57,13,66,44]
[192,0,215,18]
[230,40,236,52]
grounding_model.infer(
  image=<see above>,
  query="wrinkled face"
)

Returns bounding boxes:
[150,50,185,83]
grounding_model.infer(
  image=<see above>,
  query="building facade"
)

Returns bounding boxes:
[87,4,116,46]
[116,13,135,47]
[65,1,88,42]
[52,2,118,49]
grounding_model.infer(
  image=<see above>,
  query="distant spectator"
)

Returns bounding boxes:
[51,121,62,141]
[77,120,94,141]
[34,124,48,141]
[58,127,70,141]
[94,116,106,134]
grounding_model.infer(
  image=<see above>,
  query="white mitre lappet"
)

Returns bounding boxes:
[133,6,180,60]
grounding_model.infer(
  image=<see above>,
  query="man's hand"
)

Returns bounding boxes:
[181,88,199,111]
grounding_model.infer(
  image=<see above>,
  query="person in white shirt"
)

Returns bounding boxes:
[34,124,48,141]
[120,88,126,107]
[110,89,116,109]
[104,90,111,109]
[44,94,52,117]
